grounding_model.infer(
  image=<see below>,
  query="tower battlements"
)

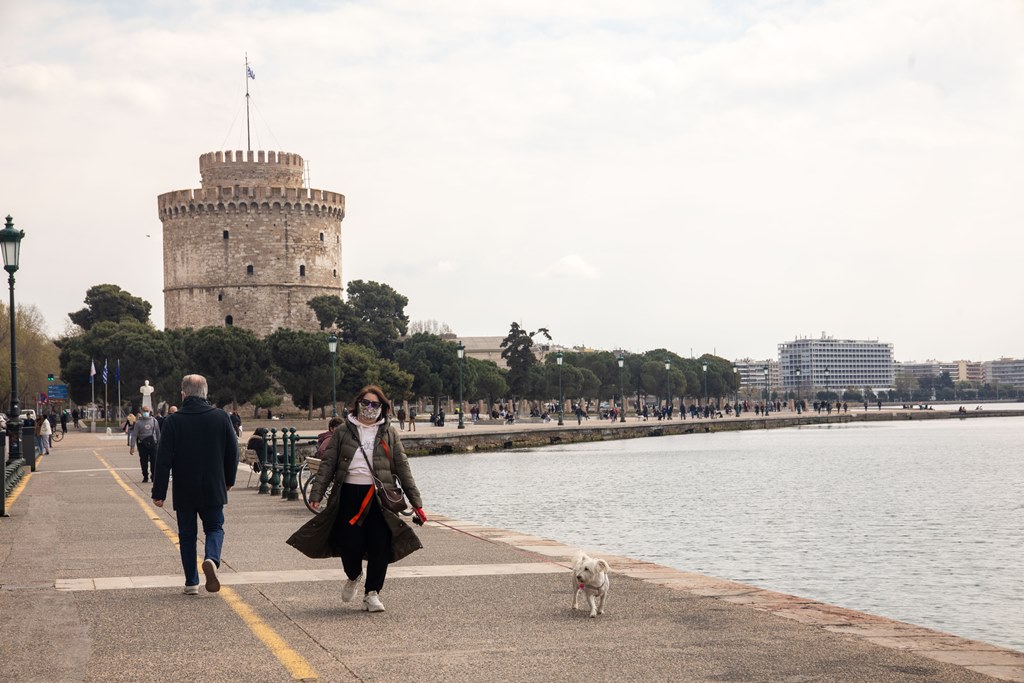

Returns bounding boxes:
[157,185,345,219]
[199,149,305,187]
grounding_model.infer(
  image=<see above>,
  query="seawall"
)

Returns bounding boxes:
[396,409,1024,456]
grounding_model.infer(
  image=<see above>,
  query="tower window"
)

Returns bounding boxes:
[333,269,337,277]
[319,232,324,242]
[217,292,224,301]
[299,265,306,277]
[246,265,254,275]
[223,230,229,239]
[225,315,233,326]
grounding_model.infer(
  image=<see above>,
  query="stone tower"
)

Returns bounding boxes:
[158,150,345,335]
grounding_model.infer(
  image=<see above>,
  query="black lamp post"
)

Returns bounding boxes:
[327,332,338,417]
[556,351,564,426]
[1,216,24,467]
[825,367,830,400]
[617,355,625,423]
[733,366,739,406]
[702,361,708,407]
[795,367,802,412]
[763,365,770,413]
[664,359,671,417]
[456,343,465,429]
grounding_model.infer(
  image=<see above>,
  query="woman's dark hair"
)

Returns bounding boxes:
[347,384,392,420]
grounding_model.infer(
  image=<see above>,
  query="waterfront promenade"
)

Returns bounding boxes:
[2,429,1022,682]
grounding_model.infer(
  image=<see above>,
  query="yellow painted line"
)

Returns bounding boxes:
[4,452,43,511]
[93,451,318,681]
[219,586,319,680]
[94,452,180,549]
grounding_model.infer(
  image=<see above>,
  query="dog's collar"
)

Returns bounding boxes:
[579,574,608,592]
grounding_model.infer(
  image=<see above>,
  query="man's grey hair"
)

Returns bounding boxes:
[181,374,209,399]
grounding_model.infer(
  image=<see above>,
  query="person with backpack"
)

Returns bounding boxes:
[130,406,162,483]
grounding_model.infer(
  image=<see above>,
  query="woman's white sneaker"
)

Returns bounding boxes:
[362,591,385,612]
[342,573,363,602]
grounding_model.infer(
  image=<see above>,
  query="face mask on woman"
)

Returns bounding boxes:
[359,399,382,421]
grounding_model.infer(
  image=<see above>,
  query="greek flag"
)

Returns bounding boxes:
[102,359,108,386]
[247,66,255,80]
[89,360,96,384]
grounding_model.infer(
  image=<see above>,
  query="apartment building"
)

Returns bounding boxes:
[778,334,894,394]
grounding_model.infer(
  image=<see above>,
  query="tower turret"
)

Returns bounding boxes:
[158,149,345,335]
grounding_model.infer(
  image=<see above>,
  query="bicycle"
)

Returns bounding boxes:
[51,430,65,443]
[300,457,332,513]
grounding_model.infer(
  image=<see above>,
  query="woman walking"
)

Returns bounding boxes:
[288,385,425,613]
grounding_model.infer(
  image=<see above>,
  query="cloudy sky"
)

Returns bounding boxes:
[1,0,1021,363]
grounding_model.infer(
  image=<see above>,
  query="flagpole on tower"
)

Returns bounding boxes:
[245,53,254,152]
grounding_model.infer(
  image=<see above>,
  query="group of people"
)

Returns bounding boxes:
[142,374,426,612]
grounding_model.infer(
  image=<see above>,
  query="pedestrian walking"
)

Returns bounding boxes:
[289,384,425,613]
[130,406,161,483]
[396,406,406,431]
[36,414,52,455]
[152,375,239,595]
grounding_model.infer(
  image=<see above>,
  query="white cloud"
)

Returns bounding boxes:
[1,0,1022,362]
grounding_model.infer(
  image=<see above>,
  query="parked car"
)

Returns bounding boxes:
[19,409,36,421]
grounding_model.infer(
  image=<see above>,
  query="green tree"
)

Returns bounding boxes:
[250,387,283,418]
[333,343,413,404]
[265,329,335,419]
[393,332,466,411]
[183,326,271,407]
[466,357,508,407]
[308,280,410,357]
[57,320,182,408]
[500,322,550,398]
[69,284,152,331]
[0,303,61,411]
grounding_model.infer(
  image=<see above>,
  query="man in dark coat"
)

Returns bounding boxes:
[152,374,238,595]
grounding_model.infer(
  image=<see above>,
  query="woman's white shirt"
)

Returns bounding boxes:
[344,414,382,485]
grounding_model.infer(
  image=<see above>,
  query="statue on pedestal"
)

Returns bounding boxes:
[140,380,155,410]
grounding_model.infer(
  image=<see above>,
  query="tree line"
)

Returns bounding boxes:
[53,282,743,417]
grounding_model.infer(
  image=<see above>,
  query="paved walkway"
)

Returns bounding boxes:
[2,431,1021,682]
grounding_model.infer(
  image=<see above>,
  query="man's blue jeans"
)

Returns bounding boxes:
[176,505,224,587]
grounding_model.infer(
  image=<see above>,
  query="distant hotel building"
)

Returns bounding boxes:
[778,334,894,394]
[984,358,1024,388]
[897,360,985,384]
[733,358,778,394]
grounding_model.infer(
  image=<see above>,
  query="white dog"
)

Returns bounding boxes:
[571,551,610,618]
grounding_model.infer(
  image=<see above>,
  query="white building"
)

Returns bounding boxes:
[984,358,1024,388]
[732,358,778,395]
[778,334,894,394]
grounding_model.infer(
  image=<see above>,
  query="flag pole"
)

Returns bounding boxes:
[116,360,121,422]
[245,53,251,152]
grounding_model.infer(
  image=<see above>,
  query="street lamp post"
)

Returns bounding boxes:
[1,216,25,471]
[456,343,465,429]
[664,359,671,418]
[732,366,739,409]
[617,355,626,423]
[327,333,338,417]
[556,351,564,426]
[763,365,770,414]
[702,361,708,407]
[795,367,802,413]
[825,367,830,402]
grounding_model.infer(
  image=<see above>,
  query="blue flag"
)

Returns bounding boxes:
[102,359,108,385]
[247,66,255,80]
